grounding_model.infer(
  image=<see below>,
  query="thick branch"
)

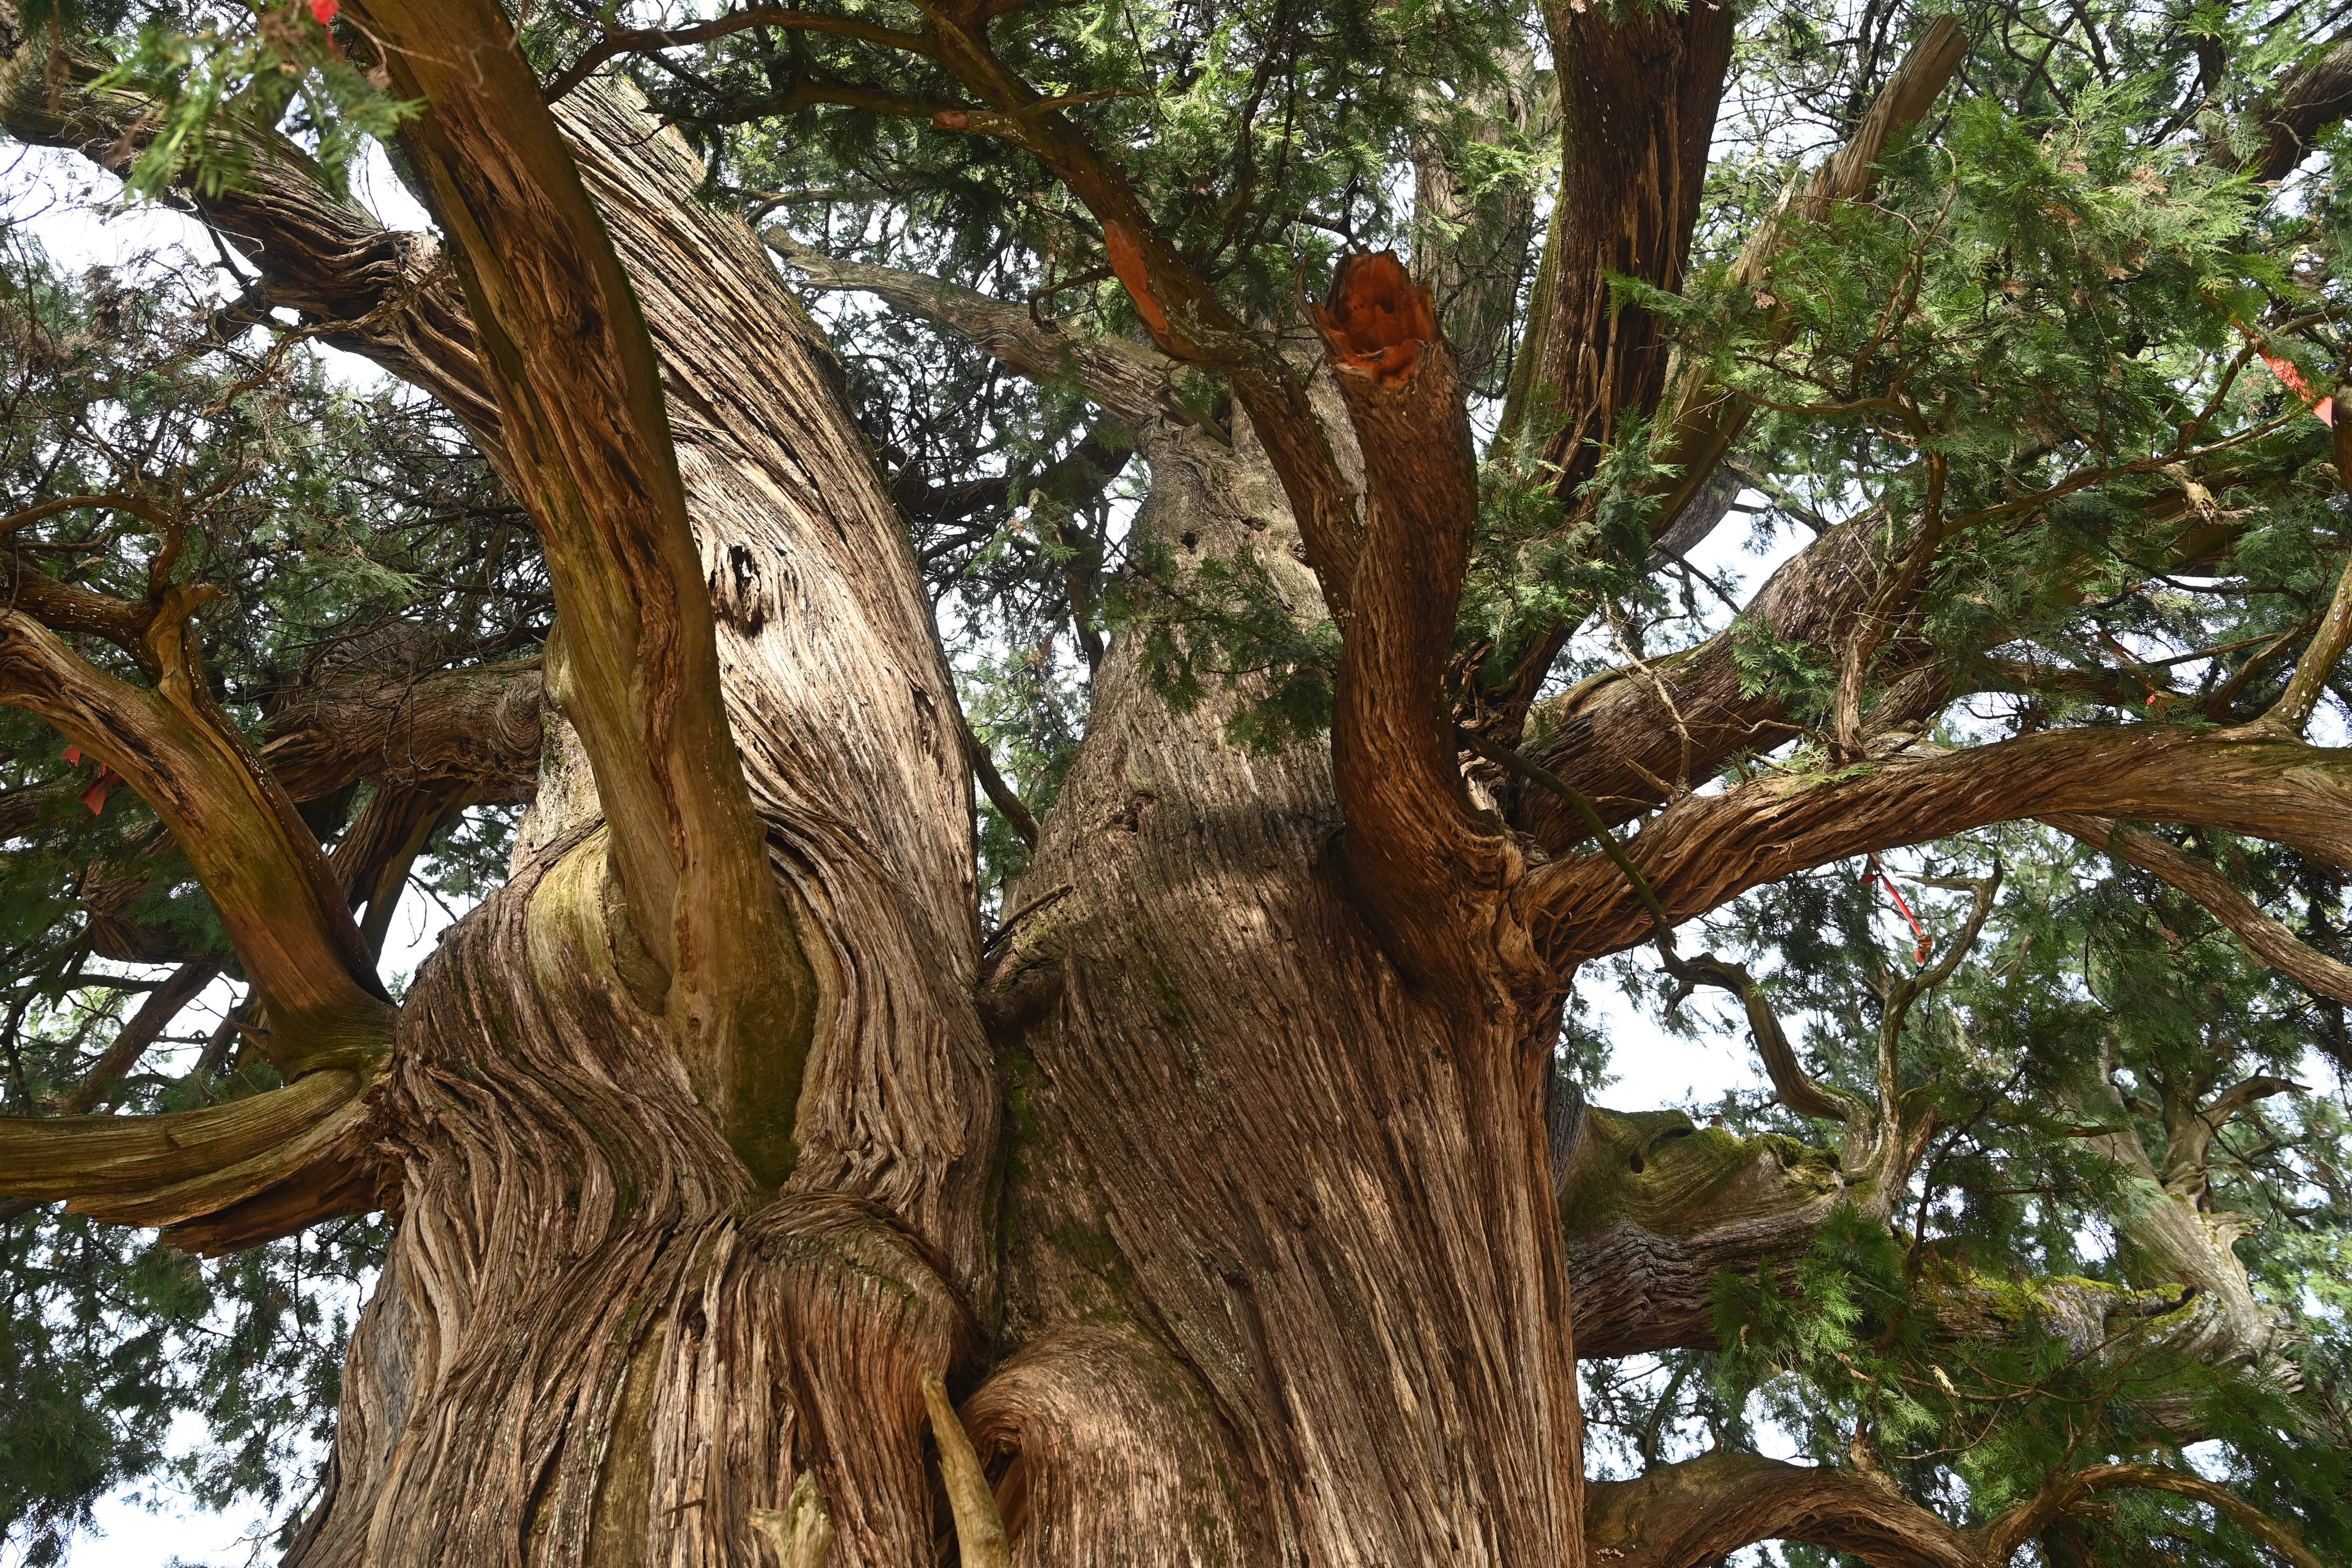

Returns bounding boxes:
[1584,1451,1979,1568]
[1315,254,1503,990]
[0,604,394,1074]
[1519,0,1737,500]
[0,1062,381,1250]
[763,231,1182,429]
[260,658,544,804]
[1510,445,2296,852]
[1530,726,2352,968]
[2225,33,2352,185]
[353,5,813,1171]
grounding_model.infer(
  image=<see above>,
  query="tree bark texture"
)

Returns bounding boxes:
[11,11,2352,1565]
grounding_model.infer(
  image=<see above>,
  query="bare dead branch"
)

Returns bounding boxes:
[922,1369,1010,1568]
[1669,952,1859,1122]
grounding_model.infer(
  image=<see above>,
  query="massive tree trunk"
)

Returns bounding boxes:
[10,8,2352,1567]
[244,52,1588,1568]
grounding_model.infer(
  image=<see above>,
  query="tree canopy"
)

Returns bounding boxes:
[6,0,2352,1565]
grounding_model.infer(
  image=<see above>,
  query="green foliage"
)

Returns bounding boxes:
[92,3,417,200]
[1107,535,1340,755]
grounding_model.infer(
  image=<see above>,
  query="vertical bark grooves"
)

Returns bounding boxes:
[1533,0,1736,497]
[980,415,1584,1565]
[554,82,995,1277]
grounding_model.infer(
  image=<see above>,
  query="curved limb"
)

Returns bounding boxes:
[1529,726,2352,971]
[0,603,393,1074]
[1584,1450,1979,1568]
[1978,1463,2325,1568]
[351,0,819,1178]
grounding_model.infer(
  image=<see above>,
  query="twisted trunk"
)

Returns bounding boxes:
[262,70,1592,1568]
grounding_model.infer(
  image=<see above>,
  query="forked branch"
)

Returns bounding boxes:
[351,0,817,1178]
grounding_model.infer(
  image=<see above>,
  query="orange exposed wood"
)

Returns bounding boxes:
[1314,251,1438,382]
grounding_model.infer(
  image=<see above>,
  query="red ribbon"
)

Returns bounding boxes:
[2238,323,2335,426]
[61,743,120,815]
[1861,855,1931,965]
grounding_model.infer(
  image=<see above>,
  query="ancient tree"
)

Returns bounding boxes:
[3,0,2352,1564]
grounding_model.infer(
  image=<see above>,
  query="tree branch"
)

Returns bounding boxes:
[2222,32,2352,185]
[1979,1463,2325,1568]
[1666,952,1859,1122]
[1583,1450,1979,1568]
[1529,726,2352,969]
[1514,0,1739,501]
[0,1064,379,1247]
[1314,254,1504,991]
[959,709,1038,849]
[906,12,1368,619]
[260,657,544,805]
[55,957,223,1115]
[2043,813,2352,1007]
[1644,18,1968,534]
[0,10,503,451]
[352,3,816,1174]
[2265,422,2352,733]
[763,229,1184,428]
[1508,443,2299,853]
[545,7,937,106]
[0,601,395,1075]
